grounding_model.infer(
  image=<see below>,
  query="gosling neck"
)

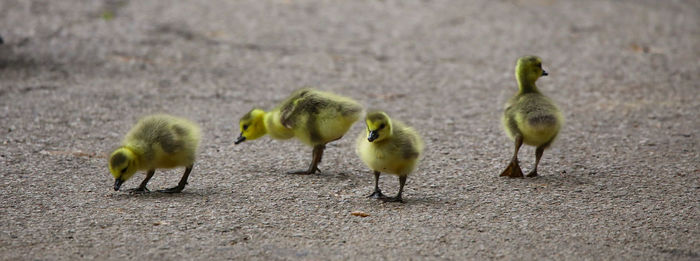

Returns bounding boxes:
[260,111,273,134]
[516,73,540,94]
[120,146,143,169]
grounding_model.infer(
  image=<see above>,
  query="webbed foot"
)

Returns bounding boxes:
[157,186,185,193]
[500,161,523,178]
[287,167,322,175]
[126,187,150,194]
[367,190,386,199]
[380,195,404,203]
[526,170,538,178]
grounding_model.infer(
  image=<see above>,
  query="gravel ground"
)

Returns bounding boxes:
[1,0,698,260]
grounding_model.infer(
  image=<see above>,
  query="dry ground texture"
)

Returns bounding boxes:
[1,0,698,260]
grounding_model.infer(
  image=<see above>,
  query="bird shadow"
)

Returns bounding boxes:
[403,196,447,205]
[497,170,593,188]
[106,187,219,200]
[281,169,362,182]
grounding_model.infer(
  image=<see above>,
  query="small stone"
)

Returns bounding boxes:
[350,211,370,217]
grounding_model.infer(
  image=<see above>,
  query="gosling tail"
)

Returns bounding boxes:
[527,115,558,129]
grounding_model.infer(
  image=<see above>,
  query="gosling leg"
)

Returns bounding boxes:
[126,169,154,193]
[158,165,193,193]
[527,146,545,177]
[367,171,386,199]
[500,135,524,178]
[288,144,325,175]
[381,176,406,203]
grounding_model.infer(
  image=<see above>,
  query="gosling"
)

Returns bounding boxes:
[235,88,363,174]
[500,56,563,178]
[356,111,423,203]
[109,114,201,193]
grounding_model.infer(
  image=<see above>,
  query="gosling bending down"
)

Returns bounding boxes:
[109,114,201,193]
[235,88,363,174]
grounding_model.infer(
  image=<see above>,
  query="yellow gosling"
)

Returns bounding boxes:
[356,111,423,203]
[500,56,563,178]
[109,114,201,193]
[235,88,363,174]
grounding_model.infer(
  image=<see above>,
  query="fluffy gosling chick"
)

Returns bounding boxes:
[500,56,563,178]
[356,111,423,203]
[109,114,201,193]
[235,88,363,174]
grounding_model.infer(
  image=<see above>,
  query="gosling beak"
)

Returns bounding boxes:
[367,131,379,142]
[542,70,549,76]
[234,134,246,145]
[114,179,123,191]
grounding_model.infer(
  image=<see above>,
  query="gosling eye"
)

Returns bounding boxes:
[243,124,249,130]
[536,63,542,69]
[120,167,127,174]
[379,123,386,129]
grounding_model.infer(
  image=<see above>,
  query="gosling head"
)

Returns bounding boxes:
[235,109,266,144]
[109,148,137,191]
[365,111,393,143]
[515,55,548,86]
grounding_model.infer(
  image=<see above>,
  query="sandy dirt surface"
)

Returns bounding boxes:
[1,0,698,260]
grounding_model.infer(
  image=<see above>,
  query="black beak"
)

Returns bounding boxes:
[542,70,548,76]
[114,179,123,191]
[367,131,379,142]
[234,134,246,145]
